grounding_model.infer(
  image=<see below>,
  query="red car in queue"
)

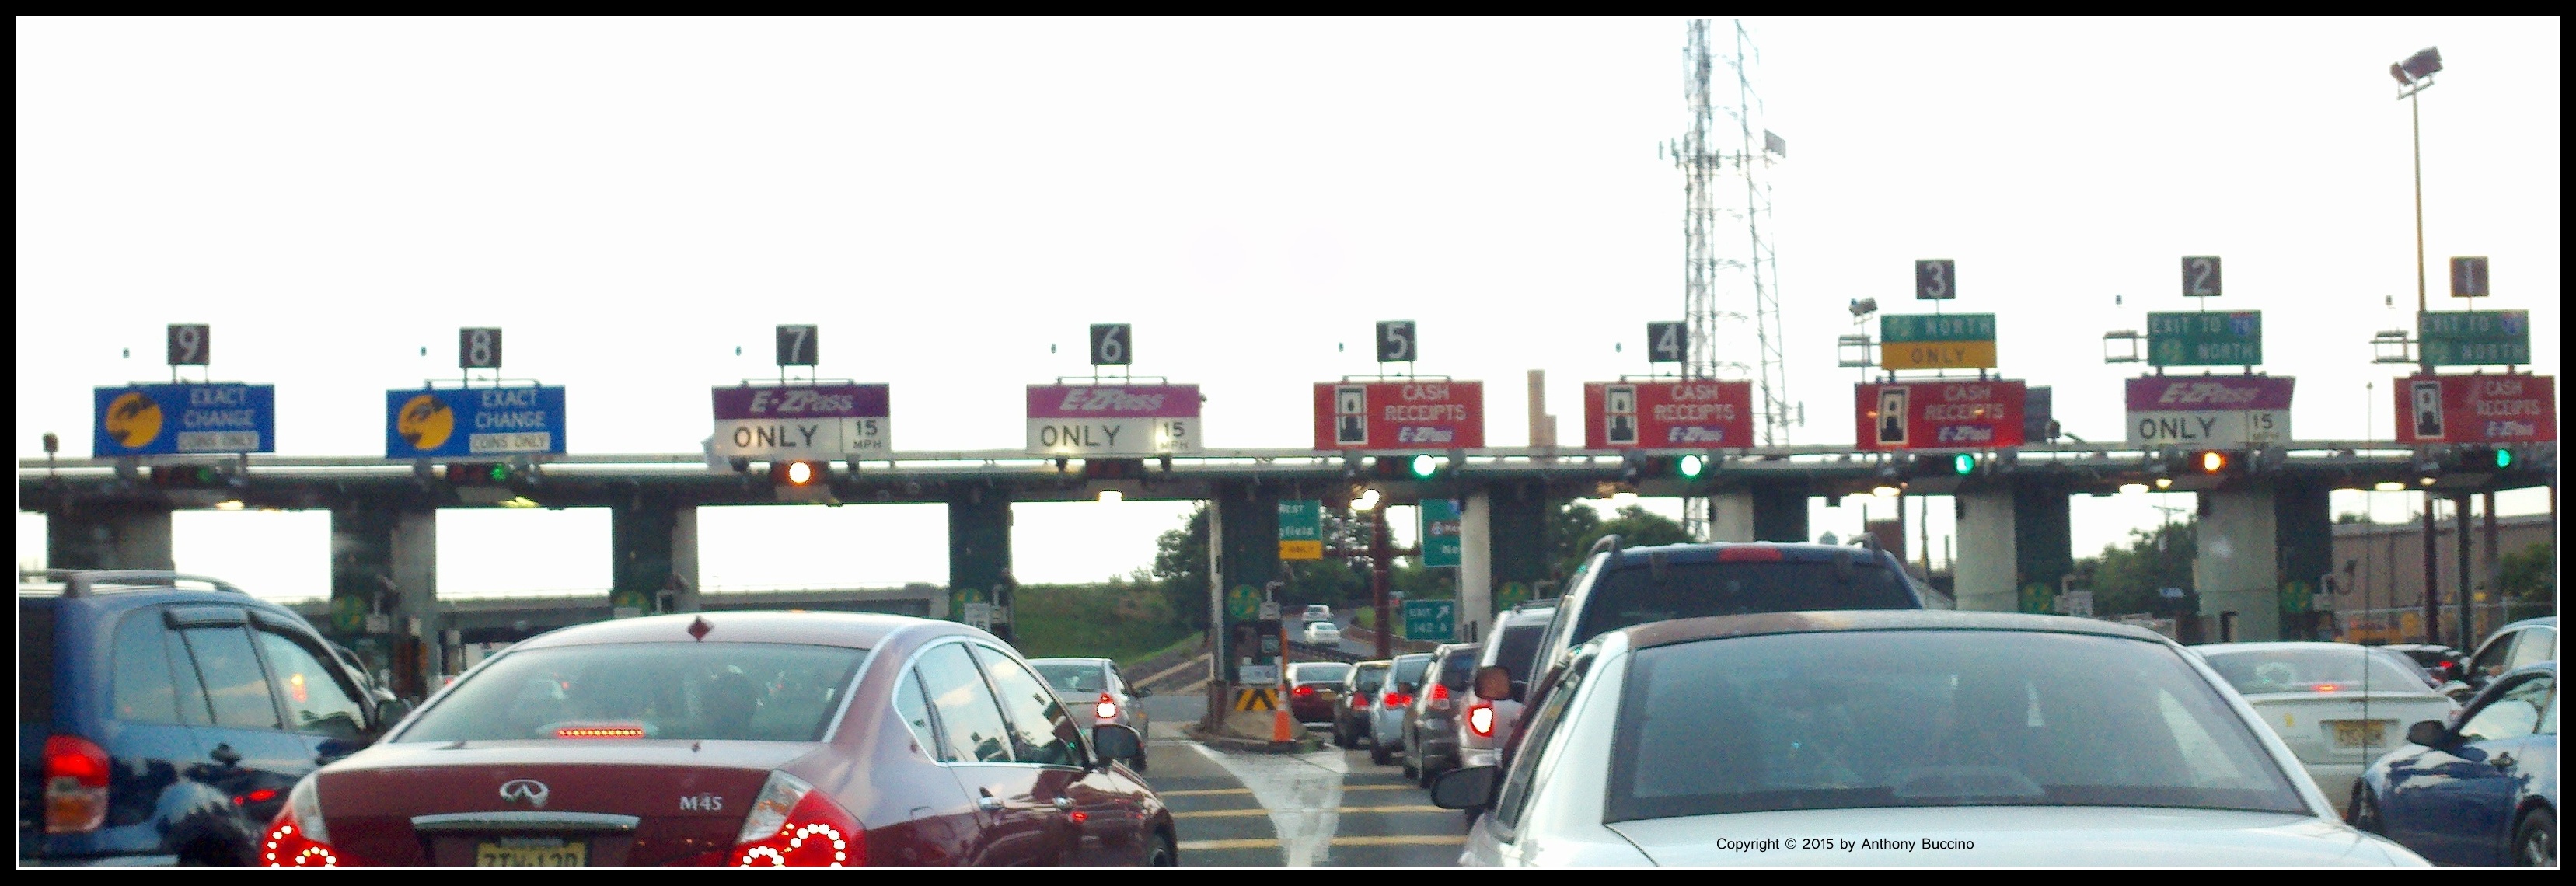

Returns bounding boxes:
[262,612,1174,867]
[1286,661,1353,725]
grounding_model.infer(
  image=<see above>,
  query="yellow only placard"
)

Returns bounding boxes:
[1278,539,1323,560]
[1880,340,1997,371]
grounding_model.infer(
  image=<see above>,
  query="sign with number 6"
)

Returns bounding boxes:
[1089,323,1131,366]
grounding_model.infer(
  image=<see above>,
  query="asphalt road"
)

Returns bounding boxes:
[1136,692,1471,867]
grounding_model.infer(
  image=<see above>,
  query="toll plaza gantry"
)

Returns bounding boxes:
[20,438,2555,691]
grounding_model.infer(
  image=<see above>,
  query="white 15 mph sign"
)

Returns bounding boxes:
[1026,417,1195,456]
[2125,410,2289,447]
[713,417,889,458]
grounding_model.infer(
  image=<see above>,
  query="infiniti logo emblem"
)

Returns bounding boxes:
[498,779,550,808]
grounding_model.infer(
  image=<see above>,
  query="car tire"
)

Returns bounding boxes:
[2347,784,2385,835]
[1370,736,1392,766]
[1147,830,1179,867]
[2514,807,2555,867]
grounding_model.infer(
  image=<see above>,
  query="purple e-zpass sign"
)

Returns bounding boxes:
[1026,384,1201,456]
[2124,375,2294,447]
[711,383,891,459]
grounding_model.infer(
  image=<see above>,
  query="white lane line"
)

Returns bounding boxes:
[1186,740,1348,867]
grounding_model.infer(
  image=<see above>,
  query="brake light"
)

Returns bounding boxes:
[1352,693,1370,709]
[1094,693,1118,720]
[731,771,867,867]
[1468,703,1496,737]
[554,724,647,738]
[1383,692,1413,708]
[2310,683,2344,693]
[1293,685,1315,697]
[1429,684,1452,711]
[1716,545,1785,563]
[264,777,341,866]
[44,734,110,834]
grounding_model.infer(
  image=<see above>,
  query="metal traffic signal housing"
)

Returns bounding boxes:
[770,459,837,504]
[439,460,540,505]
[1622,451,1717,496]
[150,463,232,489]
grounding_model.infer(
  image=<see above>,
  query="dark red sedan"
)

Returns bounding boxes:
[262,612,1174,866]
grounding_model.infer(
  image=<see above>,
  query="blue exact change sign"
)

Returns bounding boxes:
[385,386,567,458]
[94,383,276,455]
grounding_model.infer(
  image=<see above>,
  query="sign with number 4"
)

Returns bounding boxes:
[1646,322,1688,363]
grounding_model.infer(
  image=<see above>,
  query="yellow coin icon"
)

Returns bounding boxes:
[396,394,455,452]
[104,391,164,449]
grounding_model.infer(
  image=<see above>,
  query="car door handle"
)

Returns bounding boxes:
[976,789,1004,813]
[1052,797,1075,812]
[209,743,243,766]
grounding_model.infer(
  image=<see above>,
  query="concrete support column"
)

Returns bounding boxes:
[1953,491,2017,612]
[46,504,174,570]
[1709,491,1757,543]
[2273,481,2332,641]
[1750,483,1810,543]
[1485,480,1550,605]
[2197,487,2280,642]
[612,495,696,616]
[947,487,1013,636]
[2012,480,2074,615]
[331,504,435,697]
[1213,482,1279,671]
[1459,490,1492,641]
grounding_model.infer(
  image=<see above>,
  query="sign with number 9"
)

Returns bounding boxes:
[167,324,211,366]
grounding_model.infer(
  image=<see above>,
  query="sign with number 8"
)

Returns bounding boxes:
[460,327,504,369]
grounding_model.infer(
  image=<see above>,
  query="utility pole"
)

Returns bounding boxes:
[1370,506,1394,660]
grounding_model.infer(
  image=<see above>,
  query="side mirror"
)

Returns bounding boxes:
[374,696,415,730]
[1475,665,1513,702]
[2404,720,2450,748]
[1133,685,1153,699]
[1429,766,1500,810]
[1091,724,1145,768]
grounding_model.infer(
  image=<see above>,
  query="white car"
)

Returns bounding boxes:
[2193,642,2459,813]
[1302,621,1342,645]
[1431,611,2428,866]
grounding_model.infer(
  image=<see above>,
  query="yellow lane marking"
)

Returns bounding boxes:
[1176,805,1447,818]
[1158,788,1253,797]
[1330,835,1470,846]
[1178,838,1279,850]
[1174,808,1272,818]
[1332,805,1448,814]
[1339,783,1417,791]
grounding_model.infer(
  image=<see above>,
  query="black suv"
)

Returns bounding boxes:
[19,570,404,865]
[1527,537,1932,683]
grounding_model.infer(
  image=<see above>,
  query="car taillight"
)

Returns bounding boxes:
[731,770,866,867]
[43,734,110,835]
[1293,685,1315,697]
[1468,703,1496,737]
[1352,693,1370,709]
[1716,545,1785,563]
[1094,693,1118,720]
[264,776,341,866]
[1383,692,1412,708]
[1429,683,1453,711]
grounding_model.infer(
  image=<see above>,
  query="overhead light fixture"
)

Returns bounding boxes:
[213,500,246,511]
[2119,483,2148,495]
[1351,488,1381,511]
[1098,490,1123,504]
[1610,491,1639,504]
[2418,476,2438,487]
[500,497,543,509]
[2374,481,2407,491]
[2154,477,2173,490]
[1871,485,1900,498]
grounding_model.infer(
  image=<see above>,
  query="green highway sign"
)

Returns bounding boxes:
[1278,499,1323,560]
[1419,499,1462,568]
[2146,310,2262,366]
[2420,310,2531,366]
[1403,599,1456,641]
[1880,313,1996,344]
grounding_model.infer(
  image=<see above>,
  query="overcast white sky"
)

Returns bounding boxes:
[15,16,2561,600]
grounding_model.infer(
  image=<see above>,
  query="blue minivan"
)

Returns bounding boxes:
[19,571,403,865]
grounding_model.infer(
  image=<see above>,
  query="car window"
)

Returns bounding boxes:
[1293,663,1352,685]
[909,644,1014,762]
[1604,631,2308,821]
[395,642,867,743]
[1031,663,1108,694]
[2458,677,2552,744]
[2468,630,2519,682]
[1494,651,1593,830]
[111,610,187,724]
[894,668,946,759]
[1391,654,1433,689]
[1351,666,1387,693]
[253,630,368,739]
[1439,649,1479,690]
[972,645,1087,768]
[2507,628,2556,671]
[2199,647,2431,695]
[179,626,282,730]
[1569,560,1916,648]
[1491,619,1548,684]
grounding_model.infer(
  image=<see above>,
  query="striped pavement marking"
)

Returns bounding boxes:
[1177,804,1447,818]
[1182,835,1465,851]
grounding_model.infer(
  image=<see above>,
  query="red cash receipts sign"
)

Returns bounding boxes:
[1583,379,1754,448]
[2392,374,2556,444]
[1312,381,1485,449]
[1854,380,2026,450]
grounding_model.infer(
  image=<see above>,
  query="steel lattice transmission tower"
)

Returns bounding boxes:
[1670,19,1789,444]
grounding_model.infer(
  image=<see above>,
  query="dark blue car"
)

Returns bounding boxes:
[19,571,400,865]
[2351,661,2556,867]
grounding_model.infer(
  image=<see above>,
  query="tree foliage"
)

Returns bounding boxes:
[1550,502,1693,581]
[2498,540,2553,603]
[2072,519,2197,616]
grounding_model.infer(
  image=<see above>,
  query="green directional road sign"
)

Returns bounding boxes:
[1419,498,1462,568]
[1403,599,1456,641]
[1278,499,1323,560]
[2420,310,2531,366]
[330,593,369,634]
[1497,581,1531,610]
[1226,584,1263,622]
[2146,310,2263,367]
[1879,313,1997,370]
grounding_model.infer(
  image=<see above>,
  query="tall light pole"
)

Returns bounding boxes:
[2389,45,2444,644]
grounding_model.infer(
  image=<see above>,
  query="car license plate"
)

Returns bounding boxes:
[2329,720,2393,748]
[476,839,586,866]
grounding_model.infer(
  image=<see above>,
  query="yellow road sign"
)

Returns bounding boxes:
[1278,539,1323,560]
[1233,688,1278,711]
[1880,340,1998,371]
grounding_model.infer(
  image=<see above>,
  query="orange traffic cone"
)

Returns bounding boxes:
[1272,692,1294,743]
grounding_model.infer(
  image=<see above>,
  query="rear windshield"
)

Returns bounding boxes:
[1492,620,1548,683]
[2200,647,2434,694]
[1572,560,1915,646]
[1352,665,1388,692]
[399,642,868,743]
[20,599,54,723]
[1293,663,1352,685]
[1438,648,1480,690]
[1391,654,1433,687]
[1607,630,2305,821]
[1031,663,1106,694]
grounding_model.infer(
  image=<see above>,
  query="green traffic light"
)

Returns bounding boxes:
[1951,453,1974,476]
[487,464,512,483]
[1677,454,1706,479]
[1407,453,1439,479]
[2495,448,2512,469]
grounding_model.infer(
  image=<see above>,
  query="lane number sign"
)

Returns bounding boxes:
[776,324,819,367]
[460,327,504,369]
[2183,256,2223,297]
[1090,323,1131,366]
[1376,320,1417,362]
[1646,321,1688,363]
[167,323,210,366]
[1914,260,1955,301]
[2450,256,2488,298]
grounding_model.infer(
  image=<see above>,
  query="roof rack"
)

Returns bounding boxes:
[1586,533,1623,562]
[26,570,251,599]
